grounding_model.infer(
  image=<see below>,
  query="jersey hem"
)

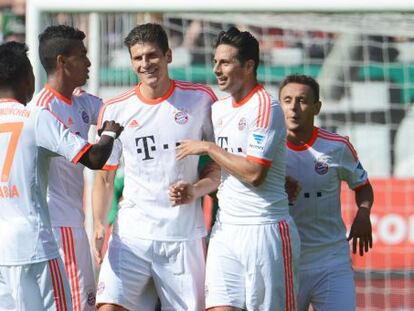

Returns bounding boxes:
[0,252,60,266]
[115,231,207,242]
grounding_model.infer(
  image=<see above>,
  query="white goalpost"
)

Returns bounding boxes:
[26,1,414,309]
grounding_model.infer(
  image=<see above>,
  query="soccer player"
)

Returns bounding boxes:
[175,27,300,311]
[28,25,102,310]
[278,74,374,311]
[92,23,219,311]
[0,41,122,310]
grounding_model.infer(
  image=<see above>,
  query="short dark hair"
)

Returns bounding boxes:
[39,25,86,74]
[279,74,320,102]
[215,26,260,74]
[0,41,32,87]
[124,23,169,54]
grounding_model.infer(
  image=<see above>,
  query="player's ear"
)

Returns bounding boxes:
[56,54,66,69]
[314,101,322,116]
[166,49,172,64]
[245,59,255,74]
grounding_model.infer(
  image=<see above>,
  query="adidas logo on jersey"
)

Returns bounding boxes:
[128,119,139,128]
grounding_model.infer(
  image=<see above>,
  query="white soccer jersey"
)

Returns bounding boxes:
[0,98,91,265]
[98,80,216,241]
[287,127,369,268]
[28,85,102,227]
[212,84,289,224]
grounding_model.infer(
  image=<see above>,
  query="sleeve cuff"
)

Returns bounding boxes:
[246,155,272,167]
[71,143,92,164]
[102,164,119,171]
[353,179,370,192]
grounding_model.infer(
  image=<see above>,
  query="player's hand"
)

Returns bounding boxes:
[92,225,106,265]
[176,140,210,160]
[169,181,195,206]
[98,120,124,138]
[285,176,301,205]
[347,208,373,256]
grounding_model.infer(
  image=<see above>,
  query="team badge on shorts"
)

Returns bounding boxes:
[238,117,247,130]
[314,157,329,175]
[97,282,105,295]
[174,111,189,124]
[87,292,96,306]
[81,110,89,123]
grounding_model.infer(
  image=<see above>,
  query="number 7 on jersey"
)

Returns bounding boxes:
[0,122,23,182]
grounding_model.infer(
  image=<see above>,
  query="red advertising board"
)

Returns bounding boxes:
[341,178,414,270]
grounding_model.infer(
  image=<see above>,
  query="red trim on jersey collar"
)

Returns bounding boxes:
[0,98,20,104]
[135,80,175,105]
[45,84,72,105]
[287,127,319,151]
[232,84,262,107]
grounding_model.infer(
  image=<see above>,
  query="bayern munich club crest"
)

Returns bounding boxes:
[238,117,247,130]
[81,110,89,123]
[174,111,189,124]
[314,157,329,175]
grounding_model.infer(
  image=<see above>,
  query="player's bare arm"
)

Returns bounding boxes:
[347,182,374,256]
[169,161,220,206]
[79,120,123,169]
[92,169,116,264]
[177,139,268,187]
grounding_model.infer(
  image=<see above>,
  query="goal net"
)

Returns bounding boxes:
[27,5,414,310]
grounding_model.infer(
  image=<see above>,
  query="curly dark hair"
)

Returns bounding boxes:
[0,41,31,87]
[39,25,86,74]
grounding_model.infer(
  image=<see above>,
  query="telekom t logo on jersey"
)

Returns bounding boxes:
[135,135,156,160]
[217,136,243,154]
[135,135,182,161]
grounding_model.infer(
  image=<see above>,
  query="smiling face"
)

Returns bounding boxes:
[129,41,171,90]
[279,82,321,135]
[64,41,91,87]
[213,44,250,98]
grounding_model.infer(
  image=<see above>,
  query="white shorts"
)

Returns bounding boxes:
[205,218,300,311]
[297,263,355,311]
[0,258,72,310]
[96,234,206,311]
[53,226,96,311]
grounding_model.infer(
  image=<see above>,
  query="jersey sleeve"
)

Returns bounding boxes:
[96,104,122,170]
[35,109,91,164]
[88,94,104,125]
[201,99,215,143]
[337,138,369,190]
[246,101,286,167]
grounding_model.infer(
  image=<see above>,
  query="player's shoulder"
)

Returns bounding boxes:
[317,127,358,157]
[72,88,102,103]
[102,87,136,110]
[173,80,217,102]
[29,87,55,109]
[317,127,350,143]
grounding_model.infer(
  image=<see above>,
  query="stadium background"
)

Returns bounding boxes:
[1,0,413,309]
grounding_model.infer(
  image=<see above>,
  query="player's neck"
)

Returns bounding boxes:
[232,78,258,103]
[287,127,315,146]
[0,88,23,104]
[139,78,171,100]
[46,76,76,100]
